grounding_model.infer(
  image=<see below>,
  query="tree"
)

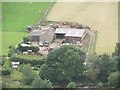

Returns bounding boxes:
[2,60,12,75]
[8,46,16,57]
[97,82,103,88]
[11,70,23,82]
[85,54,100,82]
[39,45,86,84]
[32,78,44,88]
[85,53,115,83]
[108,72,119,87]
[112,43,119,72]
[32,78,53,88]
[97,54,113,82]
[66,82,76,88]
[23,37,29,43]
[21,64,38,85]
[43,79,53,88]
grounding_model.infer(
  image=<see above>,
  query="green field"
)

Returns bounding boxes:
[2,2,50,32]
[2,2,51,55]
[2,31,27,55]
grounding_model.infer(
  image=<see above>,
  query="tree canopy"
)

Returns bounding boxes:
[39,45,86,84]
[66,82,77,88]
[20,64,38,85]
[32,78,53,88]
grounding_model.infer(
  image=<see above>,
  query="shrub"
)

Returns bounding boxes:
[66,82,77,88]
[9,55,44,66]
[18,45,39,53]
[23,37,29,43]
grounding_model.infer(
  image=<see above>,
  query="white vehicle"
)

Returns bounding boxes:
[44,41,49,47]
[39,41,44,47]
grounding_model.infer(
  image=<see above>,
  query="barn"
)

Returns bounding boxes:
[28,30,41,42]
[54,28,85,42]
[28,29,54,43]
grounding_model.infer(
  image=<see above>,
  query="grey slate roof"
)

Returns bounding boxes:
[28,30,43,36]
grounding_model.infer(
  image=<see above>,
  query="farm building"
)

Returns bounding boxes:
[28,29,54,43]
[54,28,86,42]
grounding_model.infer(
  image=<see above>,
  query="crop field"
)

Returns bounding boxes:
[47,2,118,54]
[2,2,51,55]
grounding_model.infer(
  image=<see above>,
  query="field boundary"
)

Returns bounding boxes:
[86,29,97,60]
[32,1,56,30]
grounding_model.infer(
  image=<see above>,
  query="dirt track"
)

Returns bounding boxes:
[46,2,118,54]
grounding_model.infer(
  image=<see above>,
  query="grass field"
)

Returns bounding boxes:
[2,2,51,55]
[47,2,118,54]
[2,2,50,32]
[2,31,27,55]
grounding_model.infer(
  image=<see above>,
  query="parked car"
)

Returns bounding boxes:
[39,41,44,47]
[44,41,49,47]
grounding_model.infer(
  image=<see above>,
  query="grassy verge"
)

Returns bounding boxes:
[93,31,98,54]
[82,32,90,53]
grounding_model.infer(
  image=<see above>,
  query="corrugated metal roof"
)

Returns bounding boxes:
[55,28,85,37]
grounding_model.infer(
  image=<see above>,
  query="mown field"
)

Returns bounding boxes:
[47,2,118,54]
[2,31,27,54]
[2,2,51,32]
[2,2,51,55]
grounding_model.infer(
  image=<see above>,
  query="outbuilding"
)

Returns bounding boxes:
[28,28,54,43]
[54,28,86,42]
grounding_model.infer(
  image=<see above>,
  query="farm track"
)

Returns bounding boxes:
[86,29,95,60]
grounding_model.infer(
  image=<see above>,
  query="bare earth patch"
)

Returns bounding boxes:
[47,2,118,54]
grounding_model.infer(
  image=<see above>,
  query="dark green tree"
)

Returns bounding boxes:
[86,54,114,83]
[8,46,16,57]
[2,60,12,75]
[21,64,38,85]
[112,43,119,72]
[108,71,119,87]
[85,54,100,82]
[32,78,53,88]
[97,54,113,82]
[23,37,29,43]
[39,45,86,84]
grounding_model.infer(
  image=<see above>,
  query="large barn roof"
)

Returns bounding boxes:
[55,28,85,37]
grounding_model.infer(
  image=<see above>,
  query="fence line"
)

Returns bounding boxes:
[32,1,56,30]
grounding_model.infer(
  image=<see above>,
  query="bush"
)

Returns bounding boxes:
[8,46,16,57]
[9,55,44,66]
[18,45,39,53]
[32,78,53,88]
[23,37,29,43]
[2,69,11,75]
[97,82,103,88]
[66,82,76,88]
[2,60,12,75]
